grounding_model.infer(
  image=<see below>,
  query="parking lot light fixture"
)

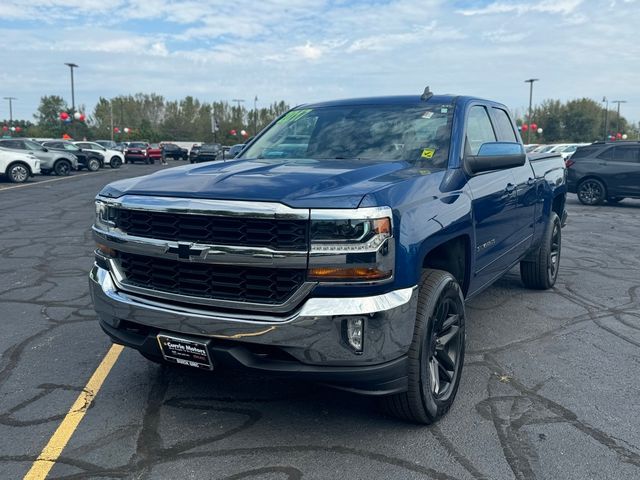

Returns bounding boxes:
[64,63,79,112]
[524,79,539,144]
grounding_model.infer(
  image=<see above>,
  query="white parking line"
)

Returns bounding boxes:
[0,170,111,192]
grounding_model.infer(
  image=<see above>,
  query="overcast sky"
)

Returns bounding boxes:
[1,0,638,126]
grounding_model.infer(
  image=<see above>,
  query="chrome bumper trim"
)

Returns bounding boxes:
[90,265,419,365]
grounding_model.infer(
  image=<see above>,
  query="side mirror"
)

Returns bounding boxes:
[466,142,526,174]
[42,147,48,152]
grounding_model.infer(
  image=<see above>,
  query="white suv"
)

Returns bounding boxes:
[0,147,41,183]
[73,141,124,168]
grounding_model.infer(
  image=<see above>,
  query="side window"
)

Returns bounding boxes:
[492,108,518,142]
[2,140,22,149]
[597,147,615,161]
[612,146,640,163]
[466,106,497,155]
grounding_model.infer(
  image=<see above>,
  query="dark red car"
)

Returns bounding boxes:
[124,142,152,164]
[147,144,162,162]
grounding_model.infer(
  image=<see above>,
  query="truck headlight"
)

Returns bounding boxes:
[95,200,116,230]
[308,207,394,282]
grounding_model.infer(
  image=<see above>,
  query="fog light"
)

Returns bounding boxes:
[346,318,364,352]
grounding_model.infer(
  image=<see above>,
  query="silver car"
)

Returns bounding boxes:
[0,138,78,176]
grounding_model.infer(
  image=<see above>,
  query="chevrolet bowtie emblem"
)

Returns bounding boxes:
[166,242,205,260]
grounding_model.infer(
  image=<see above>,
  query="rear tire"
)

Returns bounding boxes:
[380,269,465,424]
[520,212,561,290]
[54,159,72,176]
[87,158,100,172]
[7,163,30,183]
[577,178,606,205]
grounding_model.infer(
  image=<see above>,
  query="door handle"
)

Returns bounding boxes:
[505,183,516,193]
[527,178,536,186]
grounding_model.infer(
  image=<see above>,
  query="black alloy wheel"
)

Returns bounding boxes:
[548,219,561,282]
[381,269,466,424]
[54,159,72,176]
[577,178,606,205]
[426,292,464,400]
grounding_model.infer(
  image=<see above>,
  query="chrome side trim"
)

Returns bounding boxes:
[97,194,310,220]
[107,258,317,314]
[93,227,308,267]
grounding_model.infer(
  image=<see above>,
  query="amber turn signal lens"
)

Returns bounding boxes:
[374,217,391,235]
[308,267,391,281]
[96,243,116,257]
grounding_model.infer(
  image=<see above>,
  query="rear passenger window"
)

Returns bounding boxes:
[597,148,615,160]
[572,146,599,159]
[492,108,517,142]
[466,106,496,155]
[612,146,640,163]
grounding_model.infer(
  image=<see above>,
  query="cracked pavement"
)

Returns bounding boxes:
[1,164,639,479]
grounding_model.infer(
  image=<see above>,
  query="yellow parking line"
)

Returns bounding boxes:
[23,344,124,480]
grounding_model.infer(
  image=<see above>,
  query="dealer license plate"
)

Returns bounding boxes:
[156,334,214,371]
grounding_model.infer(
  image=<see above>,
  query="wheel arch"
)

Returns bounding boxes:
[6,160,32,176]
[420,234,471,297]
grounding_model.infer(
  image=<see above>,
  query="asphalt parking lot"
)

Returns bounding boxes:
[1,164,639,480]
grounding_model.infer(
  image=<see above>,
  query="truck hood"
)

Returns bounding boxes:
[99,158,413,208]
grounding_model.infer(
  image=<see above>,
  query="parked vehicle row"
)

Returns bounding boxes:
[524,143,590,159]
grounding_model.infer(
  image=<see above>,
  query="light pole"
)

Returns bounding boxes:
[612,100,627,136]
[524,79,539,144]
[602,97,609,141]
[253,95,258,136]
[64,63,79,112]
[3,97,16,124]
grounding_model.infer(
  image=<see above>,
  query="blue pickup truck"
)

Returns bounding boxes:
[90,90,567,423]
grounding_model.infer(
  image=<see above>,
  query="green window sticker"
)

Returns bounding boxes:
[277,109,312,124]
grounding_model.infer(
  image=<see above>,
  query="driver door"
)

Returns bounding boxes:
[465,105,519,293]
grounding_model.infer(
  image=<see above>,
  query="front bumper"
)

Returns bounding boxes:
[90,264,417,394]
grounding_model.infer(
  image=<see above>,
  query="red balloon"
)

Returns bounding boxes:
[15,126,21,132]
[2,126,7,131]
[530,123,537,130]
[114,127,120,133]
[230,129,237,135]
[521,124,529,131]
[60,112,69,120]
[79,114,85,122]
[616,132,622,139]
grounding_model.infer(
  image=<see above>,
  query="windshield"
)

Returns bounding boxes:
[129,142,147,148]
[240,104,454,169]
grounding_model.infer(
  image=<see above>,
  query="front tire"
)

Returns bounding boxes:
[7,163,30,183]
[380,269,465,424]
[87,158,100,172]
[110,156,122,169]
[577,178,606,205]
[520,212,561,290]
[54,159,72,176]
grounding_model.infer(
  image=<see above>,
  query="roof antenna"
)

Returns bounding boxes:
[421,86,433,101]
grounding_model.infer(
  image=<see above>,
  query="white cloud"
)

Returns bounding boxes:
[458,0,583,16]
